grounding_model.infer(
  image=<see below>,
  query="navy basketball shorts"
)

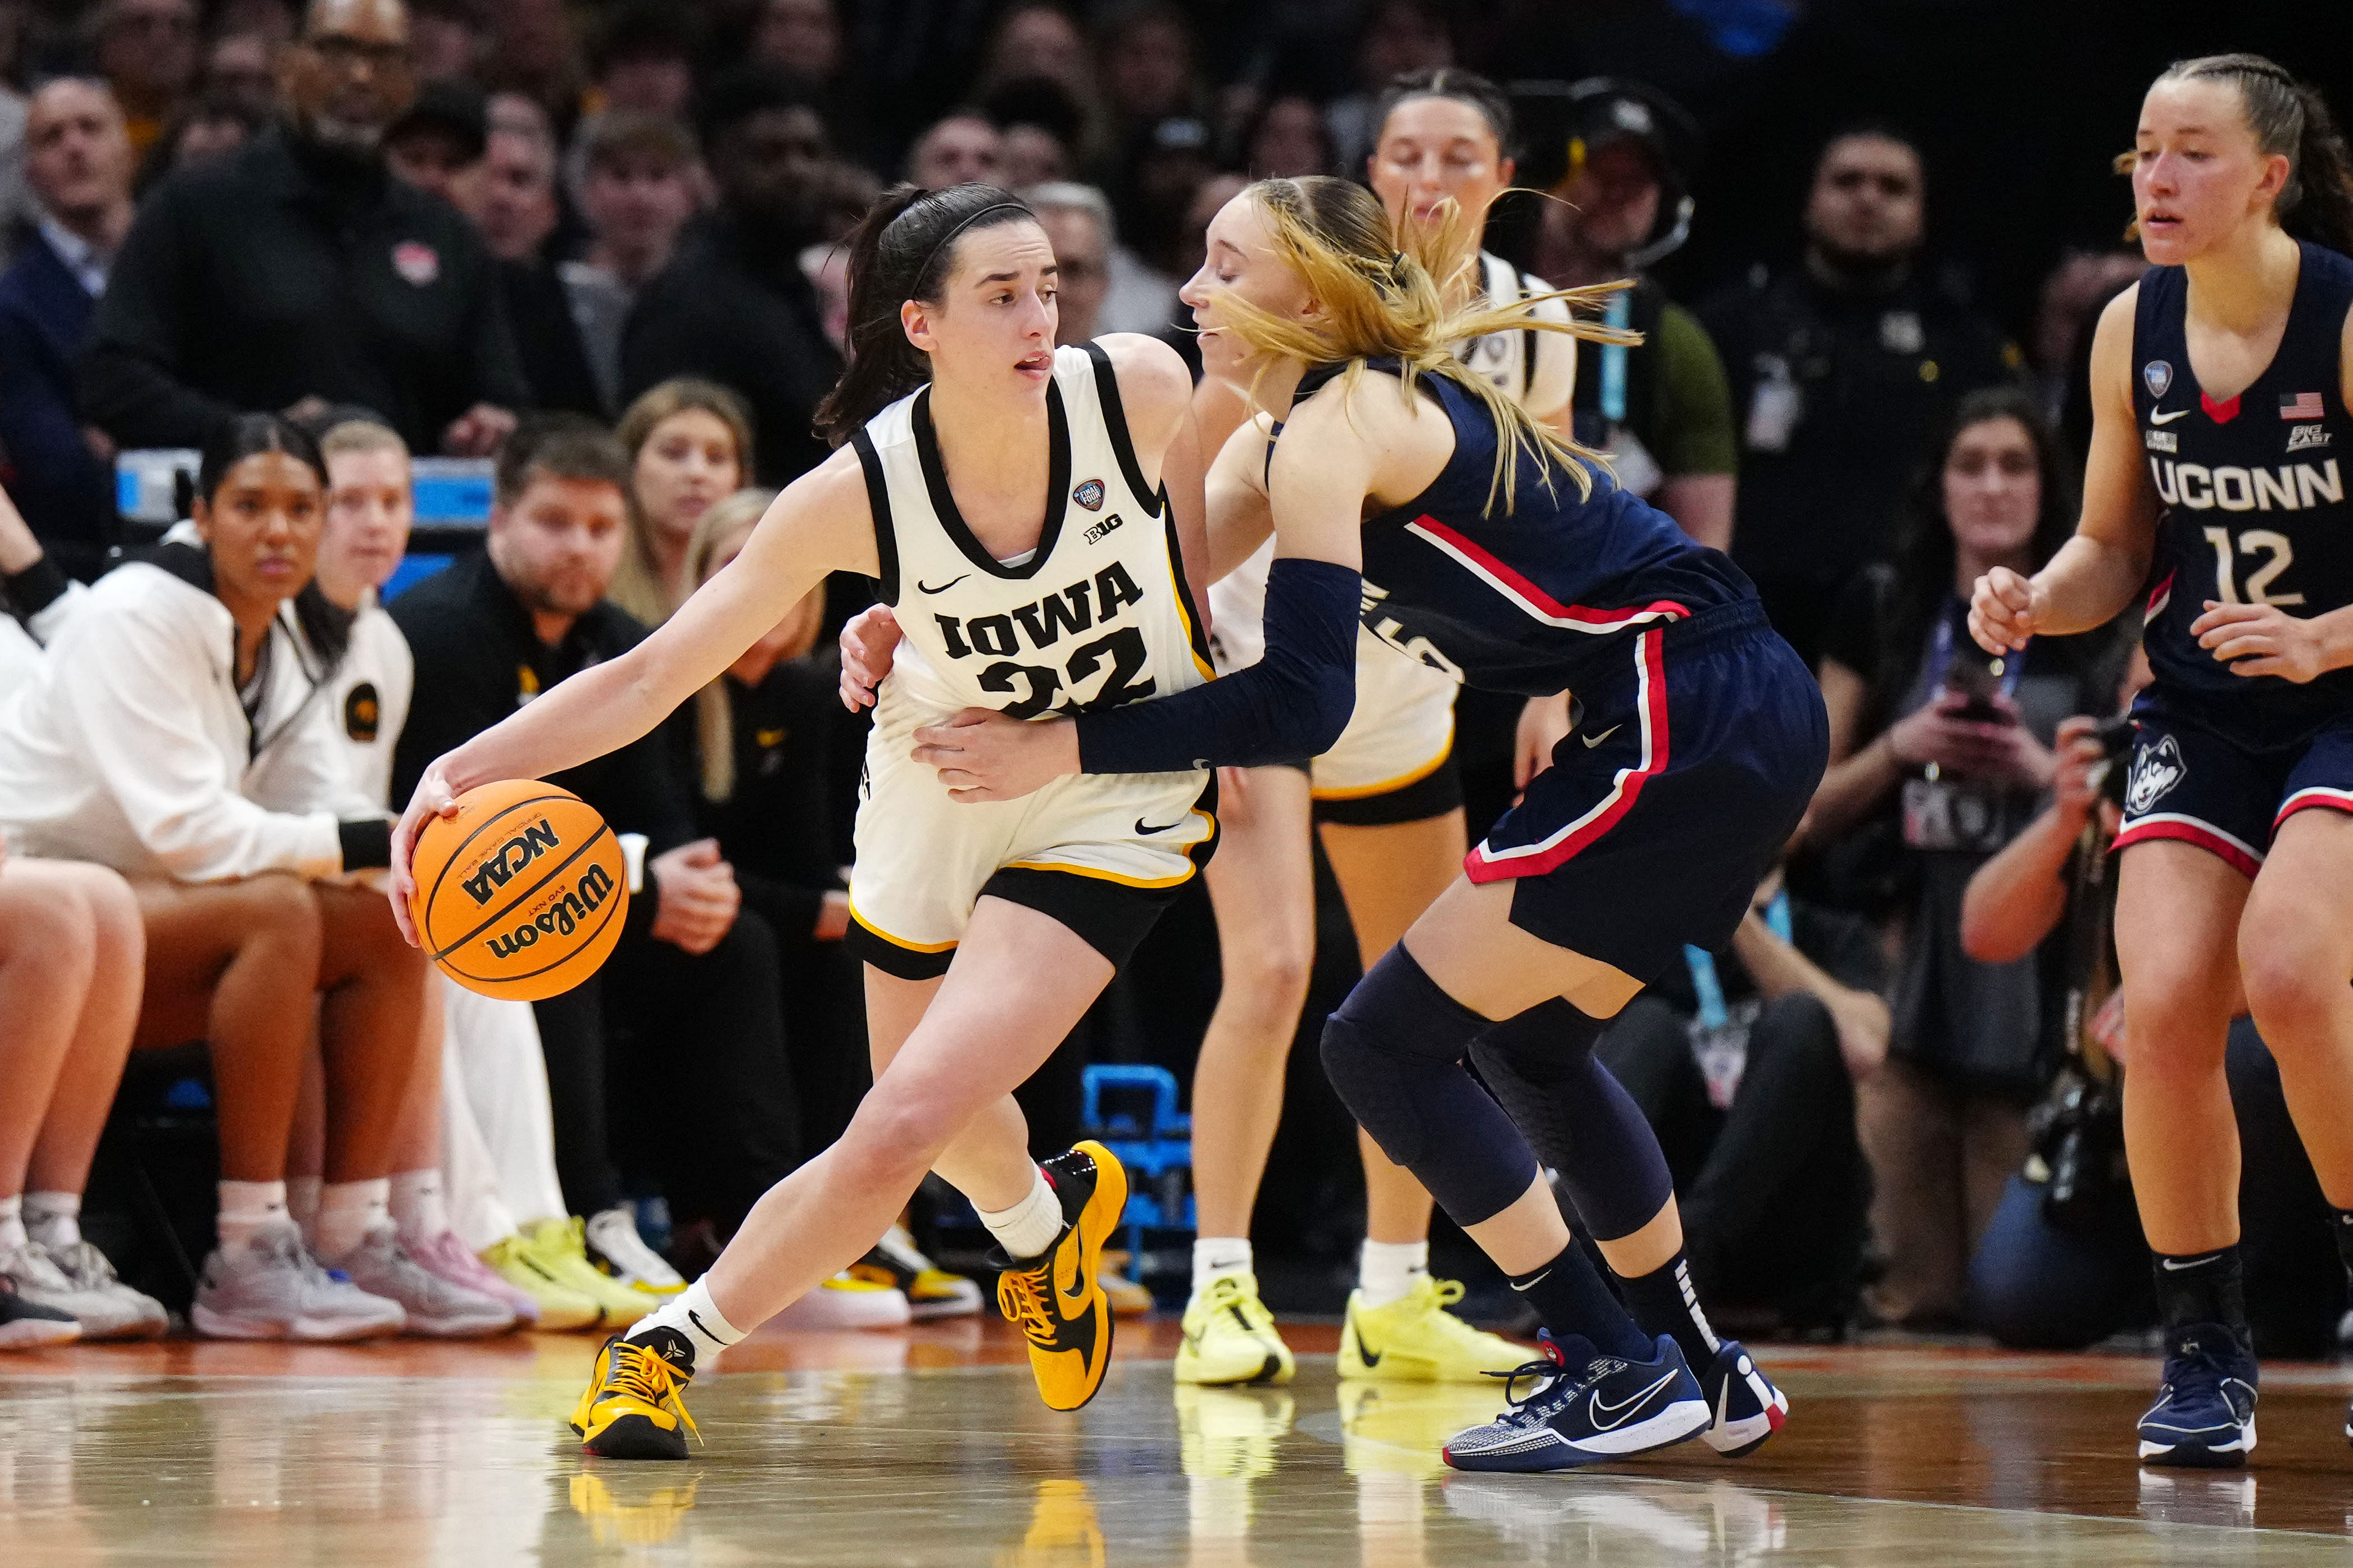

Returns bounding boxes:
[1466,601,1830,983]
[2114,694,2353,878]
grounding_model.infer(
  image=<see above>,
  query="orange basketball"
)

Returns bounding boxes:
[410,779,629,1001]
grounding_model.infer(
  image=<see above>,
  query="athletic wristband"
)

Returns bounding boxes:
[338,817,393,871]
[1076,556,1360,773]
[3,556,68,617]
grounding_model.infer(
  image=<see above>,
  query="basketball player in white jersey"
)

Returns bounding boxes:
[389,182,1206,1458]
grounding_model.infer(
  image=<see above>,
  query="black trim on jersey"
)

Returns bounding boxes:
[1163,511,1213,670]
[1084,340,1162,517]
[1314,747,1463,826]
[849,427,900,605]
[910,380,1072,581]
[845,921,954,980]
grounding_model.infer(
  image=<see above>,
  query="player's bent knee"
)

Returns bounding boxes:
[1318,1014,1431,1169]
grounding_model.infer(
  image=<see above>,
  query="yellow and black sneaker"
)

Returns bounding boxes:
[570,1328,701,1460]
[994,1141,1127,1413]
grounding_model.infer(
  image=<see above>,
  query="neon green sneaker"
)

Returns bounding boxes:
[519,1217,664,1329]
[1338,1275,1529,1381]
[1175,1272,1294,1386]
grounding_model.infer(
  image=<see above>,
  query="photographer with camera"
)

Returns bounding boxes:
[1962,657,2346,1354]
[1799,387,2121,1326]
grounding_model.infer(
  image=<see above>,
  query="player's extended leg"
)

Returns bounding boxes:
[1182,764,1314,1385]
[2237,808,2353,1452]
[574,897,1128,1457]
[1321,808,1525,1383]
[2111,839,2256,1467]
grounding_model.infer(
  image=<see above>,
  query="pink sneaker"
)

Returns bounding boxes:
[410,1229,539,1328]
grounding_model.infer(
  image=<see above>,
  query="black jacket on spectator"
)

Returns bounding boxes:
[388,547,696,940]
[501,256,608,420]
[1698,263,2023,668]
[694,657,844,939]
[80,131,529,455]
[622,211,839,487]
[0,222,111,577]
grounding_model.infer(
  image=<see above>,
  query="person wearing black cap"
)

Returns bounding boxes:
[382,76,486,208]
[620,66,840,487]
[1522,78,1737,556]
[1695,125,2026,671]
[80,0,528,459]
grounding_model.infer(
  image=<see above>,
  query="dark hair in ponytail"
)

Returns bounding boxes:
[814,182,1040,446]
[2160,53,2353,256]
[197,411,327,505]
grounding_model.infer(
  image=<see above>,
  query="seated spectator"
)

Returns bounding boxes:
[1023,179,1171,339]
[906,111,1003,192]
[381,75,486,207]
[1241,93,1331,179]
[470,98,605,418]
[389,416,803,1293]
[82,0,526,458]
[974,2,1108,171]
[482,0,582,128]
[0,415,447,1340]
[0,78,133,580]
[561,113,700,416]
[200,31,282,120]
[609,378,750,626]
[1323,0,1453,178]
[1580,861,1884,1331]
[1799,386,2120,1326]
[590,5,695,122]
[133,90,271,196]
[622,67,838,485]
[405,0,484,85]
[90,0,199,159]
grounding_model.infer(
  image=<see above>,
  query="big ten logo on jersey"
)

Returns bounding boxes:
[931,561,1157,718]
[1359,579,1465,678]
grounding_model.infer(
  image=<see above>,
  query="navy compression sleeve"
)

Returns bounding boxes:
[1075,556,1359,773]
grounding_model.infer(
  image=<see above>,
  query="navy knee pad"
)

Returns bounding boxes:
[1471,999,1674,1242]
[1318,948,1539,1226]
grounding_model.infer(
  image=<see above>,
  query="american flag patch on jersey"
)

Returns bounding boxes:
[2281,391,2326,420]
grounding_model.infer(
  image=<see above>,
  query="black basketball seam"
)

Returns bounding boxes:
[428,821,616,961]
[419,791,574,919]
[439,870,628,985]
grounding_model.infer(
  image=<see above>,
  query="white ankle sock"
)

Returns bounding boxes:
[0,1194,24,1252]
[1193,1237,1253,1293]
[389,1169,451,1246]
[1358,1239,1428,1308]
[632,1277,744,1371]
[217,1180,289,1251]
[978,1168,1064,1260]
[315,1179,392,1261]
[286,1175,323,1231]
[23,1192,80,1250]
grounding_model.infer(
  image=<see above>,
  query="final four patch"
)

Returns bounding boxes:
[1072,478,1105,511]
[2144,360,2173,399]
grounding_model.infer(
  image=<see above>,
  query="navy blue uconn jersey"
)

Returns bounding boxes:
[1293,361,1753,700]
[2134,242,2353,747]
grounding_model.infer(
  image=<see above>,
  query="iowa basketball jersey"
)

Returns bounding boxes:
[2134,241,2353,747]
[1456,252,1577,420]
[851,342,1212,721]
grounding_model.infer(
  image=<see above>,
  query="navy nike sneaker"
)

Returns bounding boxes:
[1441,1330,1709,1473]
[2137,1322,2258,1468]
[1697,1339,1789,1457]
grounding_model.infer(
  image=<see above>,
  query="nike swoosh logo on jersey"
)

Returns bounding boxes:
[1582,724,1622,749]
[1590,1370,1680,1430]
[1135,816,1184,834]
[2151,408,2191,425]
[917,574,971,594]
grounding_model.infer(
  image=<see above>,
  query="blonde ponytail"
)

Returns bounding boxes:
[1213,175,1640,512]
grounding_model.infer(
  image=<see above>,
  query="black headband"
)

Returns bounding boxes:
[910,200,1033,288]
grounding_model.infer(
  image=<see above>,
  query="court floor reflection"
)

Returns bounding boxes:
[4,1343,2352,1565]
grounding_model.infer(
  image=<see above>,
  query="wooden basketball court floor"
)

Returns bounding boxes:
[5,1319,2353,1565]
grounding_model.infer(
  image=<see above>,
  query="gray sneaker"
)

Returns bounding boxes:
[0,1240,164,1341]
[42,1240,169,1339]
[192,1220,406,1341]
[331,1224,515,1338]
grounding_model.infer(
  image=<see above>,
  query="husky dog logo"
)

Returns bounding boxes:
[2144,360,2174,399]
[2126,734,2188,817]
[1072,479,1105,511]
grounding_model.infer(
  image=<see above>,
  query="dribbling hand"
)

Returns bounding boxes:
[388,762,463,947]
[840,605,903,710]
[1969,565,2043,654]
